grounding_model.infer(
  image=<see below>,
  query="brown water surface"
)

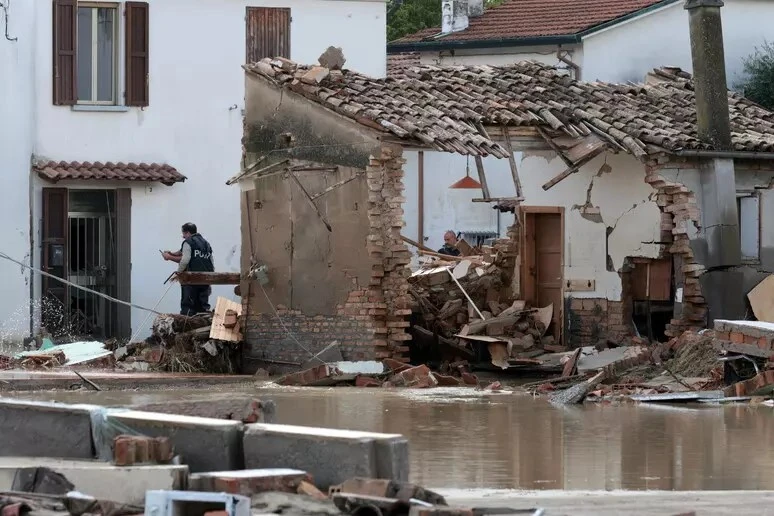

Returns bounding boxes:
[9,385,774,490]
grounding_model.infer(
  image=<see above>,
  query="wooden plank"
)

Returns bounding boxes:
[472,197,523,203]
[501,126,524,198]
[565,134,607,164]
[473,155,491,199]
[562,348,582,377]
[209,297,243,342]
[401,234,434,253]
[177,272,241,285]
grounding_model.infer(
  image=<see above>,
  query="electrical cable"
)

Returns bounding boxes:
[257,282,324,363]
[0,250,165,315]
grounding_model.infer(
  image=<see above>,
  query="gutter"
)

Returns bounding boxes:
[386,0,678,54]
[675,150,774,160]
[387,35,579,53]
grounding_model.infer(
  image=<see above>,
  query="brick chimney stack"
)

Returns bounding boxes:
[685,0,732,149]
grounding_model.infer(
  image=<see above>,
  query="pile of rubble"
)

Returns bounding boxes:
[408,236,565,374]
[530,320,774,405]
[113,308,242,374]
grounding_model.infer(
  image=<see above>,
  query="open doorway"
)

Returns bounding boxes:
[41,188,131,341]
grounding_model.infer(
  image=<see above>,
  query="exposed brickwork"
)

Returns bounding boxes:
[242,144,411,372]
[645,158,707,337]
[567,298,630,347]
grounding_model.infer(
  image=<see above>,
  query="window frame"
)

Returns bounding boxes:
[75,1,120,106]
[736,190,762,264]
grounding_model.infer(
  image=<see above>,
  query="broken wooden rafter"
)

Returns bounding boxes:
[500,125,524,198]
[401,235,434,253]
[226,158,289,185]
[471,197,524,203]
[176,272,241,285]
[309,172,362,201]
[289,172,333,232]
[473,155,491,199]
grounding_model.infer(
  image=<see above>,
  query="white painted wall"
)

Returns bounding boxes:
[0,0,35,347]
[581,0,774,86]
[413,0,774,87]
[404,150,661,301]
[419,45,582,73]
[9,0,386,341]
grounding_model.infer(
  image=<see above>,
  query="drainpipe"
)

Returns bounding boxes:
[556,49,581,80]
[684,0,743,321]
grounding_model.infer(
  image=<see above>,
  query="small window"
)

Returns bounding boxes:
[76,4,118,104]
[737,192,760,262]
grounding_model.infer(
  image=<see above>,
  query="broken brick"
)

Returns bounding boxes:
[387,365,438,388]
[431,373,461,387]
[355,375,383,388]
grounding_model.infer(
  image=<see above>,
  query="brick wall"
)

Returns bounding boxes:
[242,143,411,373]
[567,298,630,347]
[645,158,707,337]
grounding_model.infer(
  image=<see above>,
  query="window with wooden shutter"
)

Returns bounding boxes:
[246,7,291,64]
[52,0,77,105]
[125,1,149,107]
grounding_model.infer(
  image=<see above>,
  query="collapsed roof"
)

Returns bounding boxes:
[244,58,774,160]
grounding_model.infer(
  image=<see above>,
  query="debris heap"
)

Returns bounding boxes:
[408,236,562,373]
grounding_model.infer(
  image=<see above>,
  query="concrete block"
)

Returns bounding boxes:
[0,457,188,505]
[106,410,243,473]
[243,424,409,489]
[190,468,310,495]
[144,490,250,516]
[0,399,99,458]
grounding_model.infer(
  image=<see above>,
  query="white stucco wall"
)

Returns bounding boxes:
[0,1,35,347]
[419,45,582,72]
[581,0,774,86]
[404,149,661,301]
[9,0,386,341]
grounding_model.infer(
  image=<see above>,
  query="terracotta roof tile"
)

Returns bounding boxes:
[387,52,421,76]
[244,59,774,160]
[34,161,186,185]
[392,0,673,45]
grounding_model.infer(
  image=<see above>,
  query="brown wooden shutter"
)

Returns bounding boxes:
[52,0,77,105]
[115,189,132,339]
[125,2,149,107]
[41,188,69,332]
[246,7,291,63]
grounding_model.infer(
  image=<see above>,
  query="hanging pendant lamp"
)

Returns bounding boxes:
[449,155,482,189]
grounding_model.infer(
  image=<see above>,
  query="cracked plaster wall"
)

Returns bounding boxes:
[519,151,661,301]
[402,149,661,302]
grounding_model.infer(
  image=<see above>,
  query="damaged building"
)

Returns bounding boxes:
[234,2,774,372]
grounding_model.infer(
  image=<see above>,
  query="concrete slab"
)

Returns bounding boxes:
[577,347,631,373]
[190,468,310,495]
[105,410,244,473]
[243,423,409,489]
[0,399,99,458]
[0,457,187,505]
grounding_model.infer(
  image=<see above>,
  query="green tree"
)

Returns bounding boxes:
[387,0,505,42]
[737,41,774,110]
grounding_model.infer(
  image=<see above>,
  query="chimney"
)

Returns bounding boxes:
[685,0,731,149]
[441,0,469,34]
[683,0,743,323]
[468,0,484,17]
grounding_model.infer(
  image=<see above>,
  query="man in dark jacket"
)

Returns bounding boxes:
[437,230,461,257]
[162,222,215,315]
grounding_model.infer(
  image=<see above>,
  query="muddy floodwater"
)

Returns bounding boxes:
[9,385,774,491]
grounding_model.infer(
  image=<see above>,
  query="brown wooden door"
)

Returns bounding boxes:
[41,187,69,332]
[523,211,563,340]
[246,7,290,63]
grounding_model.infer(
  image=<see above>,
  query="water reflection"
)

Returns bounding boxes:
[13,386,774,490]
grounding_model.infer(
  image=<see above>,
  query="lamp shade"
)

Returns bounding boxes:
[449,175,483,189]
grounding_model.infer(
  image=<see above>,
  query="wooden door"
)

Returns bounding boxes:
[42,187,69,332]
[522,209,563,341]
